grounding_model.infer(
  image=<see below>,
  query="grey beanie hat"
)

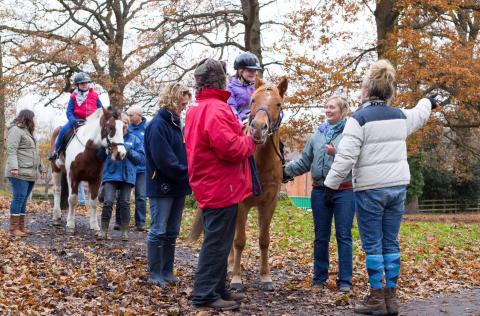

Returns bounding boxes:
[194,58,227,90]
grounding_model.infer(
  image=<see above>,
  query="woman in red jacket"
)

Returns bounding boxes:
[185,58,256,312]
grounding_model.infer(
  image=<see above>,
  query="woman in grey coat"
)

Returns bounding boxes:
[5,109,43,237]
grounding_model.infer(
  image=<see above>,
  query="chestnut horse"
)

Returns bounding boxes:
[189,77,287,291]
[50,107,126,234]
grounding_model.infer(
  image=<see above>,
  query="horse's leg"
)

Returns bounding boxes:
[258,201,277,291]
[52,171,62,226]
[230,204,249,291]
[87,179,101,231]
[66,176,79,233]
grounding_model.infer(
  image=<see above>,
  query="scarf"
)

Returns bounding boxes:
[75,88,90,106]
[318,118,347,143]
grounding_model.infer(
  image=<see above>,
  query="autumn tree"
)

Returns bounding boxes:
[281,1,480,168]
[0,0,247,110]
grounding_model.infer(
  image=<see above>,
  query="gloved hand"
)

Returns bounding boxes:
[324,187,335,209]
[282,167,294,184]
[428,93,440,110]
[73,119,86,129]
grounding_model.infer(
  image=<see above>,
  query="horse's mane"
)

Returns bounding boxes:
[86,107,103,122]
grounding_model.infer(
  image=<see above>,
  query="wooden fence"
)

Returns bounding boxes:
[418,199,480,213]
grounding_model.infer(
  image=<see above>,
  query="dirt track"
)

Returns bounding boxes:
[1,211,479,315]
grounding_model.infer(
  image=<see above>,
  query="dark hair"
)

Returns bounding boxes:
[13,109,35,134]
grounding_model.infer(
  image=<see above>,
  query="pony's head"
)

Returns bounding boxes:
[100,107,127,161]
[248,76,288,144]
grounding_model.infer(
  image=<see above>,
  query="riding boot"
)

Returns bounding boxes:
[120,222,129,241]
[48,151,59,161]
[162,237,179,284]
[147,239,167,286]
[10,216,27,238]
[19,215,31,235]
[354,288,388,315]
[97,220,110,240]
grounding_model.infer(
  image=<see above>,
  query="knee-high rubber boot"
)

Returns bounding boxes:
[162,237,179,284]
[147,239,167,286]
[97,220,110,240]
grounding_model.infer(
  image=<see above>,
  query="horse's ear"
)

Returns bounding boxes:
[277,77,288,98]
[254,75,264,91]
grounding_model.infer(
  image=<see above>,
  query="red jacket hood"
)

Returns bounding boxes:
[195,88,231,103]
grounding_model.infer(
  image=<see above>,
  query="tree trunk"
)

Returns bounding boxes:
[0,37,7,189]
[375,0,400,59]
[405,195,420,214]
[241,0,263,76]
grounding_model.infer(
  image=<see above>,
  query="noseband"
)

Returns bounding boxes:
[248,105,285,166]
[248,107,283,136]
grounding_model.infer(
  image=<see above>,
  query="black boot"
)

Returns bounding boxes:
[48,151,59,161]
[162,237,179,284]
[147,239,167,286]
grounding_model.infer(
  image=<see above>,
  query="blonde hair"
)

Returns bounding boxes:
[158,82,192,112]
[326,95,349,117]
[362,59,396,102]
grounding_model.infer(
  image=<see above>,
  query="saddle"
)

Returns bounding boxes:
[58,128,76,156]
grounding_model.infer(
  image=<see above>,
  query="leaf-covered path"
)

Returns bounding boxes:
[0,202,479,315]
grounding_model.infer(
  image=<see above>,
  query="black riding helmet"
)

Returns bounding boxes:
[234,52,262,70]
[73,72,92,84]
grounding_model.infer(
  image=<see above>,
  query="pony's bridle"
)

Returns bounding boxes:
[248,105,285,166]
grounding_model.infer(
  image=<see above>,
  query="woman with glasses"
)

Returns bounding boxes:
[144,82,192,286]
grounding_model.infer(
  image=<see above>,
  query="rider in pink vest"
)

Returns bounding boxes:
[49,72,103,161]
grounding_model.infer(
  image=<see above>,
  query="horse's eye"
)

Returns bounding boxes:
[276,102,282,107]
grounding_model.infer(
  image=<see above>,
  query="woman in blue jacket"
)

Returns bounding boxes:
[145,82,192,286]
[283,95,355,292]
[98,113,145,241]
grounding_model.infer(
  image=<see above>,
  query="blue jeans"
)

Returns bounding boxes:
[147,197,185,242]
[78,182,86,205]
[311,187,355,287]
[134,172,147,227]
[55,120,73,151]
[101,182,132,225]
[8,177,35,215]
[355,186,407,255]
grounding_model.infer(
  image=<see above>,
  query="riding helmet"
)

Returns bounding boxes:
[234,52,262,70]
[73,72,92,84]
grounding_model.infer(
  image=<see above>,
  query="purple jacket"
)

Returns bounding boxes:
[226,76,255,122]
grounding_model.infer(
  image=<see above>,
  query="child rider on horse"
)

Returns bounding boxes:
[49,72,103,161]
[227,51,262,126]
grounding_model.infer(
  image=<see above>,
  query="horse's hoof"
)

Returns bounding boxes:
[230,282,244,291]
[53,219,62,226]
[260,282,274,291]
[65,227,75,234]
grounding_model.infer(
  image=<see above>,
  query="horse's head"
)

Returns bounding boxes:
[248,76,288,145]
[100,107,127,160]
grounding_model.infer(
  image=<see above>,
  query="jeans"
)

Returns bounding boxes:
[134,172,147,227]
[101,181,133,225]
[147,196,185,242]
[55,120,73,151]
[355,186,406,255]
[355,185,406,289]
[8,177,35,215]
[192,205,238,307]
[311,187,355,287]
[78,182,86,205]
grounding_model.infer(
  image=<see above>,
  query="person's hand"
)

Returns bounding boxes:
[428,93,440,110]
[10,169,18,177]
[282,167,294,184]
[324,187,335,208]
[73,119,85,129]
[325,143,336,156]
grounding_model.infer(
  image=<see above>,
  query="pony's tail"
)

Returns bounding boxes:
[187,208,204,243]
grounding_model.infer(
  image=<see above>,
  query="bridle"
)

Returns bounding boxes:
[248,104,285,166]
[102,123,124,153]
